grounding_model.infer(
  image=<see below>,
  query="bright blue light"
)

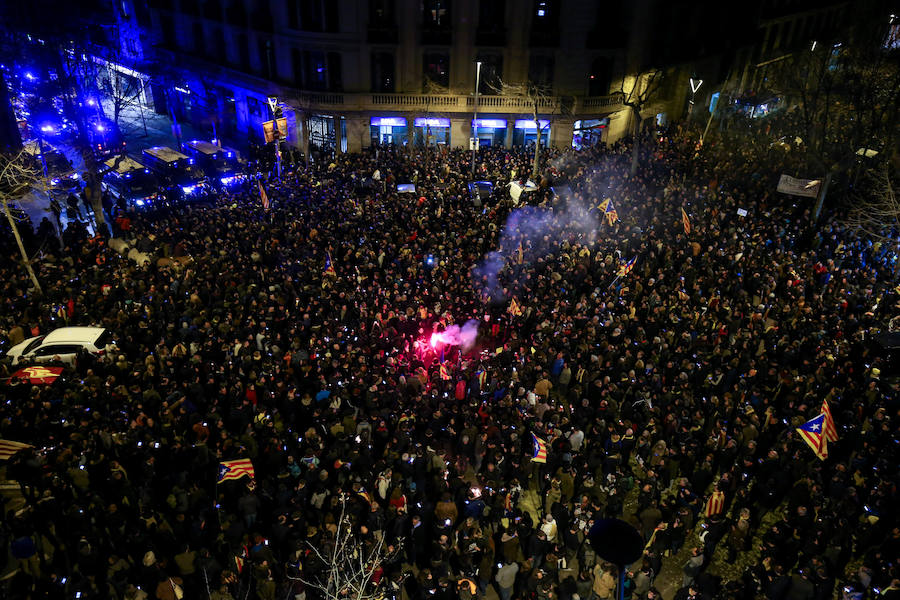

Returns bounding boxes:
[40,125,54,132]
[124,173,132,179]
[182,185,195,195]
[24,72,35,80]
[51,178,60,185]
[135,199,145,206]
[144,169,150,173]
[227,152,233,158]
[188,158,194,164]
[96,124,105,131]
[69,173,79,179]
[220,176,235,185]
[87,98,96,106]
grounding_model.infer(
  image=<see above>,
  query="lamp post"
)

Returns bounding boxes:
[471,61,482,178]
[689,77,703,118]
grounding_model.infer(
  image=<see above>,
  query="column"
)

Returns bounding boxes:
[550,118,575,150]
[346,115,368,153]
[450,117,470,149]
[504,118,514,148]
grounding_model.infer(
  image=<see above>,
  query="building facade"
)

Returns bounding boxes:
[137,0,699,154]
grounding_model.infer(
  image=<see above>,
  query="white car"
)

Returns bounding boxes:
[6,327,115,366]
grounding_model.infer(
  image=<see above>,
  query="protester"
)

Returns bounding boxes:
[0,121,898,600]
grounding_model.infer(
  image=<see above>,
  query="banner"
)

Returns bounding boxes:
[776,174,821,198]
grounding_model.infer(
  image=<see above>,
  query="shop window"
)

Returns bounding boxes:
[248,97,261,118]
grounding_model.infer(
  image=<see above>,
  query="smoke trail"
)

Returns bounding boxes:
[473,191,599,301]
[431,319,480,351]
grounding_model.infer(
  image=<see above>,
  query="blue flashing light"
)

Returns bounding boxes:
[426,255,435,266]
[124,173,132,179]
[40,124,54,133]
[87,98,95,106]
[69,173,79,179]
[227,152,233,158]
[181,185,196,195]
[51,178,60,185]
[144,169,150,173]
[96,124,105,131]
[24,72,35,81]
[220,176,235,185]
[135,199,145,206]
[188,158,194,164]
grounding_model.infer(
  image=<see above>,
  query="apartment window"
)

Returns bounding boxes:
[237,32,251,71]
[528,55,554,88]
[181,0,200,16]
[369,0,395,25]
[371,52,395,92]
[292,48,303,86]
[192,22,206,55]
[531,0,560,46]
[259,39,276,79]
[423,52,449,89]
[304,50,328,90]
[202,0,220,20]
[588,57,612,96]
[298,0,339,32]
[423,0,449,27]
[287,0,299,29]
[226,0,245,26]
[476,53,502,94]
[248,96,261,117]
[161,15,177,48]
[479,0,505,29]
[210,27,225,60]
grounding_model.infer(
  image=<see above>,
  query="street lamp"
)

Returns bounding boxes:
[471,61,482,178]
[689,77,703,118]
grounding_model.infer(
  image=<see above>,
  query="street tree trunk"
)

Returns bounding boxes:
[630,107,642,176]
[3,200,42,294]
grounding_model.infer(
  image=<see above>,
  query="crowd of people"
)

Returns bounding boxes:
[0,119,898,600]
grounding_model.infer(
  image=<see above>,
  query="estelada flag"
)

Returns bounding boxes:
[617,256,637,278]
[218,458,255,483]
[439,364,450,380]
[704,490,725,518]
[821,399,838,442]
[324,252,336,277]
[0,440,33,461]
[477,370,487,388]
[681,207,691,234]
[10,366,64,385]
[531,433,548,463]
[258,180,270,210]
[796,413,828,460]
[508,297,523,316]
[598,198,618,225]
[234,556,245,574]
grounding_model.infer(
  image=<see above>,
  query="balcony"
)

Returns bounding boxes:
[281,91,624,116]
[421,26,452,45]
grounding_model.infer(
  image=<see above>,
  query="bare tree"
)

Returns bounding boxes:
[490,80,557,180]
[843,165,899,245]
[615,69,664,176]
[294,496,402,600]
[0,149,44,293]
[419,77,451,164]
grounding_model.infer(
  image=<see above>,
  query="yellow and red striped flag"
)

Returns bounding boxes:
[531,433,548,463]
[821,399,838,442]
[796,414,828,460]
[0,439,32,461]
[508,297,523,316]
[258,180,270,210]
[704,490,725,517]
[218,458,255,483]
[681,207,691,234]
[439,364,450,380]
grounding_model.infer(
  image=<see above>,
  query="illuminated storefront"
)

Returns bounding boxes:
[413,117,450,145]
[572,118,609,149]
[370,116,408,145]
[472,118,507,147]
[512,119,550,147]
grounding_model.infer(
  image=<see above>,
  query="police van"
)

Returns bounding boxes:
[182,140,243,188]
[101,156,159,207]
[141,146,206,196]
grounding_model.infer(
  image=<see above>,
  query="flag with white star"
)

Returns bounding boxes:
[796,413,828,460]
